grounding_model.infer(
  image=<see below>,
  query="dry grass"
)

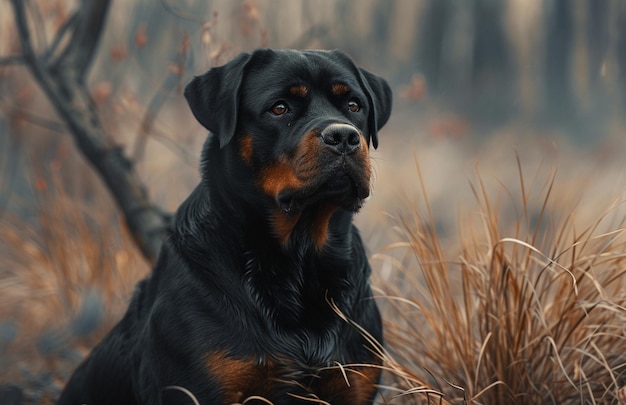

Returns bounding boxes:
[0,149,149,402]
[372,159,626,404]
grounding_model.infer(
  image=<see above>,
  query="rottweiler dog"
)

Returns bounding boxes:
[58,48,392,405]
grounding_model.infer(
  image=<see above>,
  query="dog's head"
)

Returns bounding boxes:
[185,49,392,247]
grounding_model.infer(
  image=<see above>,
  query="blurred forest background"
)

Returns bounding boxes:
[1,0,625,404]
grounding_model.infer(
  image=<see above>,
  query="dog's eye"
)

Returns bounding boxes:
[348,99,361,113]
[270,102,289,116]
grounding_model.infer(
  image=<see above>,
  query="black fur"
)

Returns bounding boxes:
[58,49,392,405]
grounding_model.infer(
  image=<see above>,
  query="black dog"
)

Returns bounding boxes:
[58,48,392,404]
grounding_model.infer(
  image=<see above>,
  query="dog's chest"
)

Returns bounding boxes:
[204,350,379,404]
[242,249,353,325]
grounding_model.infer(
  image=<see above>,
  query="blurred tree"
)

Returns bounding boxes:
[470,0,514,123]
[417,0,451,96]
[370,0,394,61]
[587,0,610,110]
[619,9,626,111]
[544,0,575,123]
[5,0,170,263]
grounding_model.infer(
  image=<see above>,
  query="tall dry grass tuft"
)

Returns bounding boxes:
[373,160,626,404]
[0,149,149,401]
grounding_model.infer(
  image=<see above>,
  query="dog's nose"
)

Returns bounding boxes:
[321,124,361,154]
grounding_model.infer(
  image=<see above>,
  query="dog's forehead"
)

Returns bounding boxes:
[242,50,359,95]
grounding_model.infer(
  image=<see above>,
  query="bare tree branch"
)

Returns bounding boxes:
[42,12,78,62]
[133,47,188,162]
[3,109,66,132]
[52,0,112,82]
[0,55,25,66]
[9,0,169,262]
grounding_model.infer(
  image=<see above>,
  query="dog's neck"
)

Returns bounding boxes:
[174,176,364,308]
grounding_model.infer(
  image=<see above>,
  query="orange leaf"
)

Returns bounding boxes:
[135,23,148,49]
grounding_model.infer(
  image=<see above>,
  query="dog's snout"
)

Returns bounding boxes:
[321,124,361,154]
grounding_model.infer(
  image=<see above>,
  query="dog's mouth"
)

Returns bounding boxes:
[276,163,369,215]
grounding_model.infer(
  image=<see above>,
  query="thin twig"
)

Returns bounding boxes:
[6,110,67,132]
[43,12,79,63]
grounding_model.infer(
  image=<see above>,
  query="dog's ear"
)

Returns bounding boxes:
[184,53,251,148]
[328,50,392,149]
[356,67,392,150]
